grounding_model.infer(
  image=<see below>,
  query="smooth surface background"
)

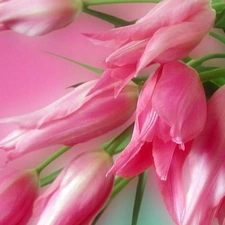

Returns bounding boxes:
[0,2,224,225]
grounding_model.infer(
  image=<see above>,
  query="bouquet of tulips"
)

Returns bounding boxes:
[0,0,225,224]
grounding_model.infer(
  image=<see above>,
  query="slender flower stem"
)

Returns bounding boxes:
[199,68,225,82]
[209,32,225,45]
[188,53,225,68]
[83,0,161,7]
[35,146,71,174]
[83,5,133,27]
[131,171,148,225]
[104,124,133,156]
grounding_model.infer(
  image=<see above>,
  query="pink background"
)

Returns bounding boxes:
[0,2,224,225]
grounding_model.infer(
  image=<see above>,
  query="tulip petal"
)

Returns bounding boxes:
[157,144,190,225]
[108,141,153,178]
[137,9,215,72]
[180,85,225,225]
[152,61,207,144]
[153,138,176,180]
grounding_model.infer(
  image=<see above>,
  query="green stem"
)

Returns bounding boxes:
[83,0,161,7]
[104,124,133,156]
[40,168,63,187]
[209,31,225,45]
[35,146,71,174]
[187,53,225,68]
[83,5,133,27]
[131,171,148,225]
[199,68,225,82]
[92,176,133,225]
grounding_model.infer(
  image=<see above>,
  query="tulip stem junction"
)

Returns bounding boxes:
[188,53,225,68]
[40,168,63,187]
[103,124,133,156]
[83,0,161,7]
[35,146,71,174]
[131,170,148,225]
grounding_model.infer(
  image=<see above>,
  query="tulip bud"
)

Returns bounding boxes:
[0,0,83,36]
[0,80,138,161]
[34,149,114,225]
[0,169,39,225]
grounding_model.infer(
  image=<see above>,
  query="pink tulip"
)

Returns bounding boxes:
[158,85,225,225]
[85,0,215,94]
[0,169,39,225]
[33,149,114,225]
[0,79,138,161]
[0,0,82,36]
[108,61,207,179]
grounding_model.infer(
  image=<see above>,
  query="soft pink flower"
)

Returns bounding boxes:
[0,79,138,161]
[0,0,82,36]
[86,0,215,94]
[108,61,207,179]
[158,85,225,225]
[33,149,114,225]
[0,169,39,225]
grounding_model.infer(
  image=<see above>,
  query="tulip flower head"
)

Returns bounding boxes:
[158,85,225,225]
[0,0,83,36]
[108,61,207,180]
[0,169,39,225]
[86,0,215,94]
[34,149,114,225]
[0,79,138,162]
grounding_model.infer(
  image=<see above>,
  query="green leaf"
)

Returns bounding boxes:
[45,52,103,75]
[131,171,148,225]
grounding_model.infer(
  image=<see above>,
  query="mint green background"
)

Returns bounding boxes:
[97,170,176,225]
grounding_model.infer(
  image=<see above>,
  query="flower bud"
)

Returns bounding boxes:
[0,80,138,161]
[34,149,114,225]
[0,169,39,225]
[0,0,83,36]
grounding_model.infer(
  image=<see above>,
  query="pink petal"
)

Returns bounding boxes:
[137,8,215,71]
[157,143,190,225]
[153,138,176,180]
[88,66,136,97]
[152,61,207,144]
[180,85,225,225]
[108,141,153,178]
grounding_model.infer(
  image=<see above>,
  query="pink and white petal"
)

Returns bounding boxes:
[88,66,136,98]
[152,138,176,181]
[136,9,215,72]
[106,39,148,68]
[216,198,225,225]
[152,61,206,144]
[180,85,225,225]
[157,144,190,225]
[33,169,67,217]
[108,141,153,178]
